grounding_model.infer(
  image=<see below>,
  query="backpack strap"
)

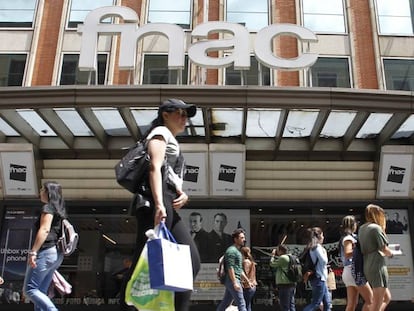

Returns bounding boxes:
[309,248,320,276]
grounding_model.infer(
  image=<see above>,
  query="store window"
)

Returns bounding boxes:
[142,54,189,84]
[309,57,351,88]
[383,58,414,91]
[0,0,37,28]
[1,203,411,308]
[60,54,108,85]
[225,56,271,86]
[226,0,269,31]
[0,54,27,86]
[148,0,191,29]
[68,0,114,28]
[302,0,346,33]
[375,0,414,35]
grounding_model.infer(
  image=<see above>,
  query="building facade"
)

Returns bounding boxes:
[0,0,413,309]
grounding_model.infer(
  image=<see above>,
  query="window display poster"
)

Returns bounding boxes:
[0,207,36,280]
[0,207,37,304]
[0,151,38,196]
[210,152,245,196]
[385,209,414,301]
[179,209,250,300]
[182,152,208,196]
[377,153,414,198]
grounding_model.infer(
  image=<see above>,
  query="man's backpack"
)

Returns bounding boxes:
[217,255,226,284]
[115,140,150,193]
[351,239,366,285]
[285,254,303,283]
[57,219,79,256]
[299,247,318,281]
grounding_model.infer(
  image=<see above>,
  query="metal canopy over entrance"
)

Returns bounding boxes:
[0,85,412,161]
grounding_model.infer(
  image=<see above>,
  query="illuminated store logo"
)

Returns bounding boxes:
[78,6,318,72]
[218,164,237,183]
[9,164,27,182]
[387,165,405,184]
[184,165,199,183]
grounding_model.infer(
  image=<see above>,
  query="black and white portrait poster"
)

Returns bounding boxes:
[385,209,414,301]
[179,209,250,300]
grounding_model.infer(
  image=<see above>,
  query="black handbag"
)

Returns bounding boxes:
[115,140,150,193]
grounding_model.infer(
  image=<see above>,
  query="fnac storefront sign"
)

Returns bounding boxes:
[78,6,318,72]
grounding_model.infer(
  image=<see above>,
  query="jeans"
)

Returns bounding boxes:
[216,277,247,311]
[303,278,331,311]
[278,285,296,311]
[24,246,64,311]
[243,286,256,311]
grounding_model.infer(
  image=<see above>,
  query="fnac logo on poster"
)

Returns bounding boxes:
[218,164,237,183]
[387,165,405,184]
[184,165,199,183]
[9,163,27,182]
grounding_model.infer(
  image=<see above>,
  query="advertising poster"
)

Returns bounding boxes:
[182,152,208,196]
[377,148,414,198]
[385,209,414,301]
[0,151,38,197]
[179,209,250,300]
[0,206,37,304]
[210,151,245,197]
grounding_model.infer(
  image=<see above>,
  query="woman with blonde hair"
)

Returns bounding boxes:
[358,204,393,311]
[339,215,373,311]
[240,246,257,311]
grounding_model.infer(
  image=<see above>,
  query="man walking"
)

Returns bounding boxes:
[217,228,252,311]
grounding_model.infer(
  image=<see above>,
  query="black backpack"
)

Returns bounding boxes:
[285,254,303,283]
[299,247,318,281]
[115,140,150,193]
[351,239,367,285]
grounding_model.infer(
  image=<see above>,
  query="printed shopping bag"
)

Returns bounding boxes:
[327,269,337,290]
[125,238,174,311]
[147,222,193,291]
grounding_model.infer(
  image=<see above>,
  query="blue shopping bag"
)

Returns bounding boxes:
[125,238,174,311]
[147,222,193,291]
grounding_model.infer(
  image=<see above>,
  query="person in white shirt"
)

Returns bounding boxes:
[339,215,373,311]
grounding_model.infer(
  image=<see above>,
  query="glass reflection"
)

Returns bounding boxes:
[92,108,128,136]
[302,0,345,33]
[392,114,414,139]
[0,117,19,136]
[321,111,356,138]
[211,108,243,137]
[376,0,413,34]
[283,110,319,137]
[246,109,281,137]
[54,108,93,136]
[148,0,191,28]
[226,0,268,30]
[356,113,393,138]
[17,109,56,136]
